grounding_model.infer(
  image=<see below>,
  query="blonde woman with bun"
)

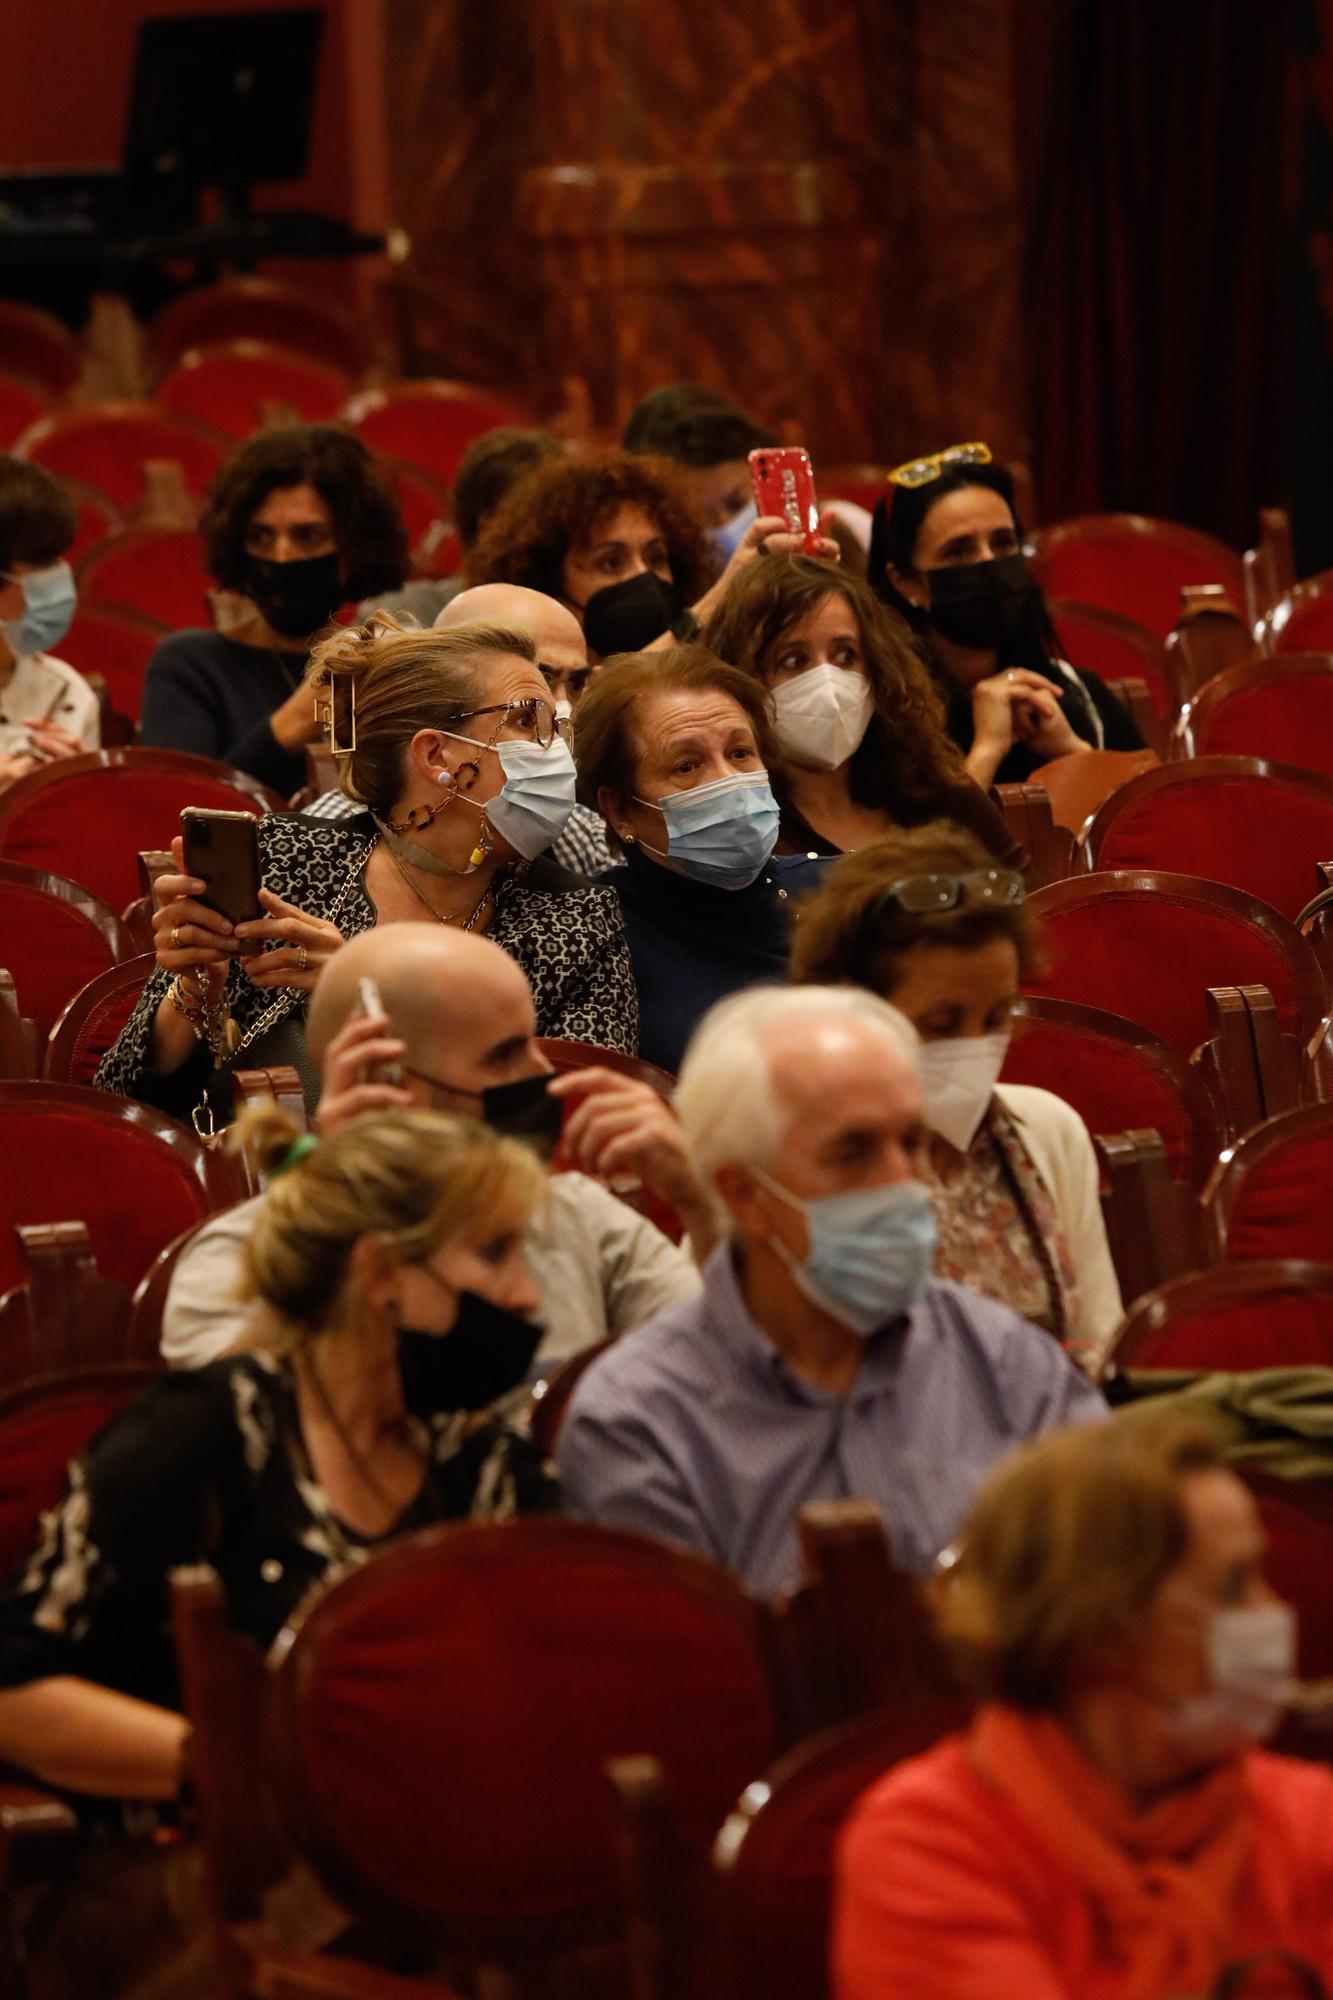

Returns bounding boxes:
[97,616,638,1131]
[0,1107,549,1804]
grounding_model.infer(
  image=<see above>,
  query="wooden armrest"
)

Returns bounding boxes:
[253,1943,464,1999]
[0,971,36,1081]
[0,1776,78,1850]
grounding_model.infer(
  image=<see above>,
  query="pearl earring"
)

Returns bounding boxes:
[437,771,450,787]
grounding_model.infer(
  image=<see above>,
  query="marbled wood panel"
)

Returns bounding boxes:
[384,0,1029,470]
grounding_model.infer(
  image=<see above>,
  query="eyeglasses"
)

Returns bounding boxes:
[885,442,993,491]
[877,869,1025,915]
[450,698,558,749]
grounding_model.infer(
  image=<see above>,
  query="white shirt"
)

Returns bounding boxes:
[0,651,100,758]
[160,1172,701,1372]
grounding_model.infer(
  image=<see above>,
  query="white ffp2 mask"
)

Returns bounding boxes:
[914,1033,1010,1153]
[771,662,874,771]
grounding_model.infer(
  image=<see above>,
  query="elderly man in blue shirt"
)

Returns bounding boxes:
[556,983,1107,1597]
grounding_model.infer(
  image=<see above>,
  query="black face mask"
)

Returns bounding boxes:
[925,553,1041,652]
[397,1287,543,1415]
[403,1065,565,1164]
[581,571,680,657]
[243,550,344,640]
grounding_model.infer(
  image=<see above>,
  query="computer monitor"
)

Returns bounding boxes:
[123,8,325,224]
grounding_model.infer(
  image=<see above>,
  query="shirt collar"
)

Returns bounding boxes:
[703,1240,911,1405]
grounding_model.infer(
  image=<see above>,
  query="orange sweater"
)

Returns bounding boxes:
[833,1711,1333,2000]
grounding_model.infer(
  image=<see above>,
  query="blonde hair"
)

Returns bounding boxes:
[225,1104,545,1353]
[939,1416,1226,1710]
[306,613,537,816]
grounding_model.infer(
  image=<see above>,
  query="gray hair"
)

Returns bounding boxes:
[674,985,919,1226]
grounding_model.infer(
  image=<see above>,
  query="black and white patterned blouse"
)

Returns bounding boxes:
[94,810,639,1126]
[0,1352,552,1710]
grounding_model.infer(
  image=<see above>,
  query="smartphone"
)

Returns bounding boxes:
[749,446,821,554]
[180,808,262,928]
[356,976,405,1088]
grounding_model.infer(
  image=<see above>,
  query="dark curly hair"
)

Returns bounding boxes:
[200,424,409,599]
[703,555,966,809]
[467,450,716,605]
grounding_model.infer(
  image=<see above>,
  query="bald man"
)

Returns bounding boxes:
[304,585,613,877]
[161,923,703,1372]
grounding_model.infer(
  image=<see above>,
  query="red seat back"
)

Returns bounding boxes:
[63,480,123,564]
[0,375,47,450]
[1260,571,1333,656]
[340,381,529,489]
[0,303,80,395]
[1109,1261,1333,1372]
[156,340,351,439]
[0,1366,157,1584]
[13,402,228,511]
[386,458,460,579]
[1181,655,1333,777]
[0,863,131,1042]
[0,749,278,911]
[1079,761,1333,925]
[714,1701,969,2000]
[77,528,213,632]
[151,277,371,378]
[1046,596,1181,718]
[0,1082,241,1294]
[1027,872,1327,1052]
[1244,1473,1333,1679]
[1027,514,1246,640]
[57,606,168,728]
[266,1520,775,1954]
[1205,1104,1333,1263]
[1002,998,1225,1184]
[44,955,157,1087]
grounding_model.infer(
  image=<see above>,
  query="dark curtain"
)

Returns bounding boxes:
[1014,0,1293,548]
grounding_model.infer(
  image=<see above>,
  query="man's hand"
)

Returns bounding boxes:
[315,1007,413,1135]
[548,1067,719,1263]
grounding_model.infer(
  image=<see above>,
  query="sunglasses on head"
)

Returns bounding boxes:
[874,868,1026,916]
[886,441,993,491]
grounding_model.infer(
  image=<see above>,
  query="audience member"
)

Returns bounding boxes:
[835,1418,1333,1999]
[0,456,96,791]
[703,554,1019,874]
[469,448,838,659]
[360,425,567,624]
[558,985,1105,1595]
[162,923,706,1369]
[572,645,794,1073]
[139,425,409,796]
[0,1105,550,1800]
[304,582,614,875]
[793,822,1121,1364]
[97,619,637,1129]
[623,381,775,554]
[869,443,1144,787]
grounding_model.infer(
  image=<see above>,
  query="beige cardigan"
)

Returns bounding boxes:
[994,1082,1123,1368]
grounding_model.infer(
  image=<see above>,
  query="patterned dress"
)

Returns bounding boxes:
[94,810,639,1127]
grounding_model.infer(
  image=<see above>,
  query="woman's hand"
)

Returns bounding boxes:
[0,750,39,792]
[151,835,238,1000]
[1013,690,1091,760]
[234,888,344,994]
[314,1007,413,1135]
[682,510,842,630]
[965,669,1068,788]
[269,678,324,754]
[547,1068,719,1263]
[23,718,86,762]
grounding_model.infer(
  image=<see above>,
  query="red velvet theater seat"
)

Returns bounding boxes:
[1204,1103,1333,1264]
[150,276,372,379]
[1108,1259,1333,1373]
[1002,997,1226,1186]
[13,402,228,512]
[155,340,351,440]
[0,1083,242,1295]
[1078,759,1333,924]
[1177,654,1333,778]
[387,458,460,579]
[1026,872,1328,1055]
[58,604,167,726]
[1026,513,1246,641]
[44,955,156,1087]
[340,380,530,490]
[0,1366,157,1584]
[77,527,214,633]
[1046,597,1183,720]
[1259,571,1333,656]
[0,302,80,396]
[0,863,132,1042]
[0,749,280,913]
[1243,1473,1333,1680]
[265,1519,776,1961]
[0,375,47,451]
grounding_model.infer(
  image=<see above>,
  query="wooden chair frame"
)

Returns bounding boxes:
[1175,653,1333,767]
[1103,1258,1333,1375]
[43,952,156,1084]
[1202,1101,1333,1261]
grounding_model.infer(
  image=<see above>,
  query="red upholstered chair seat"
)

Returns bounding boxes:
[1178,655,1333,778]
[44,955,156,1086]
[1205,1106,1333,1263]
[155,340,351,439]
[340,381,529,490]
[0,303,79,396]
[1109,1263,1333,1372]
[14,402,227,511]
[1080,761,1333,924]
[1047,597,1179,718]
[77,528,213,633]
[0,864,131,1042]
[0,1369,154,1584]
[1261,572,1333,655]
[1027,873,1325,1052]
[387,459,460,579]
[1244,1475,1333,1679]
[0,376,46,451]
[267,1521,775,1946]
[0,1083,240,1294]
[150,276,371,378]
[1027,514,1246,640]
[0,750,278,912]
[57,606,167,726]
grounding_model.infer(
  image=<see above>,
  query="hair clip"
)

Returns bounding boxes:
[327,670,358,756]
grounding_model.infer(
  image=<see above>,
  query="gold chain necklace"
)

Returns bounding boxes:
[385,838,497,932]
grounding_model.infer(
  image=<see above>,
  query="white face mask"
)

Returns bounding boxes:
[914,1033,1010,1153]
[771,662,875,771]
[1169,1602,1297,1756]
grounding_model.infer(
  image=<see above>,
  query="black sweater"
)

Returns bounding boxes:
[139,629,307,795]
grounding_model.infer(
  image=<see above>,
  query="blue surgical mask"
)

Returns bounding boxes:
[755,1168,938,1335]
[633,771,779,890]
[446,732,577,860]
[709,497,758,563]
[2,561,77,658]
